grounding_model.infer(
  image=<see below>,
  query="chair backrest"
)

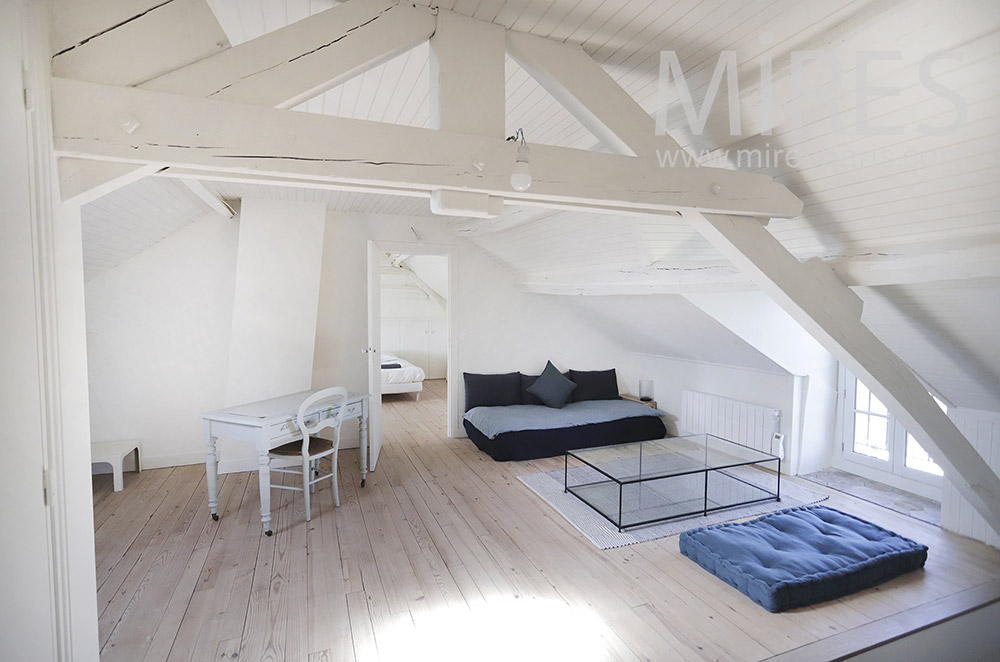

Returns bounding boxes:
[296,387,349,457]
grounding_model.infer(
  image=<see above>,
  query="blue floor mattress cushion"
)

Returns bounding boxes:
[678,504,928,612]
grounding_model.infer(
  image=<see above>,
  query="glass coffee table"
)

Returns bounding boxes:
[564,434,781,531]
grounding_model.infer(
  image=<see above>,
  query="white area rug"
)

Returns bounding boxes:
[518,466,828,550]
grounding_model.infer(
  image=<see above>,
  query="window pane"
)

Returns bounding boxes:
[854,413,889,461]
[906,434,944,476]
[855,381,870,411]
[869,391,888,416]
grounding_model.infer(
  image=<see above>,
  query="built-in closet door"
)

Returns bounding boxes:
[427,318,447,379]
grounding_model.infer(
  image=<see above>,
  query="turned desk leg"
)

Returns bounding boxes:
[258,449,273,536]
[359,407,368,488]
[204,420,219,521]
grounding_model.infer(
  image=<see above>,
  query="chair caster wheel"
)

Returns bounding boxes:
[265,530,273,537]
[212,513,219,521]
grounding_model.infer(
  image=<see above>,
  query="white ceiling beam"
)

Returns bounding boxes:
[684,211,1000,535]
[51,0,229,86]
[831,240,1000,288]
[515,237,1000,296]
[518,262,750,295]
[51,78,803,219]
[505,29,684,157]
[59,0,434,204]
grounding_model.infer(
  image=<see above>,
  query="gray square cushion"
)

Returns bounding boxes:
[679,505,928,612]
[526,361,577,408]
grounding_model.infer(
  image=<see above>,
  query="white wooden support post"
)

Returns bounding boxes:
[429,9,506,217]
[430,9,505,137]
[685,211,1000,535]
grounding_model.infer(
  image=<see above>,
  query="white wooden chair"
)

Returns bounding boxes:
[268,387,347,523]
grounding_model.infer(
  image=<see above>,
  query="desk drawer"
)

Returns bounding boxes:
[266,413,317,443]
[345,402,362,418]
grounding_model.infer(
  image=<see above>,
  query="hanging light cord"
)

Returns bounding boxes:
[506,128,527,146]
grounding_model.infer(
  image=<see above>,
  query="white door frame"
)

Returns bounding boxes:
[371,240,459,438]
[5,1,99,659]
[366,240,383,470]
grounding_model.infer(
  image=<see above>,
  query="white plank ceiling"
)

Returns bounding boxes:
[81,178,219,281]
[77,0,1000,407]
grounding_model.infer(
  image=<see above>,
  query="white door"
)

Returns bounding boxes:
[0,1,57,656]
[366,240,383,470]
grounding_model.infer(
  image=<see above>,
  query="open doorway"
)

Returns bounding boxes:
[366,240,457,473]
[379,252,449,399]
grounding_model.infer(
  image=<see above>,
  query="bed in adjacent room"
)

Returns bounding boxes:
[381,353,425,399]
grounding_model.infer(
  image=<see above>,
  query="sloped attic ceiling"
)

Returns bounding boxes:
[76,0,998,412]
[547,294,786,374]
[859,278,1000,413]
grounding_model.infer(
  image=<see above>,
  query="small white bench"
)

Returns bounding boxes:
[91,441,141,492]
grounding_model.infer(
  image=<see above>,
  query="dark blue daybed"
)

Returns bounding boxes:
[679,504,928,612]
[462,366,666,461]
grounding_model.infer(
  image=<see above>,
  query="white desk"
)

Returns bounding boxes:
[202,390,370,535]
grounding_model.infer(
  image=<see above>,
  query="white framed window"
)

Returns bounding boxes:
[840,368,944,491]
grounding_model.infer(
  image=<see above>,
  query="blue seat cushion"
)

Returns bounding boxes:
[679,505,928,612]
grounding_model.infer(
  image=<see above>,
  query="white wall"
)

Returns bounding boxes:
[684,291,839,474]
[218,198,326,470]
[626,354,794,440]
[225,198,326,405]
[942,407,1000,548]
[86,214,239,469]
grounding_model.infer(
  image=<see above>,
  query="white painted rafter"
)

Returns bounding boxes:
[684,211,1000,535]
[58,0,436,204]
[178,178,234,218]
[399,262,447,312]
[505,29,684,158]
[144,0,434,107]
[50,0,229,87]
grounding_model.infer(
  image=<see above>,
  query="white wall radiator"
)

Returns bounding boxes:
[680,390,782,456]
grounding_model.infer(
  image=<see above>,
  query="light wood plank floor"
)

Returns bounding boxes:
[93,379,1000,661]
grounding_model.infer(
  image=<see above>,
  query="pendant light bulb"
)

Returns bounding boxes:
[510,144,532,192]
